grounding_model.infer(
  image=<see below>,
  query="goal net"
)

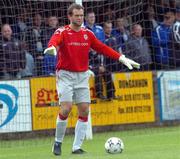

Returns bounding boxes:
[0,0,180,158]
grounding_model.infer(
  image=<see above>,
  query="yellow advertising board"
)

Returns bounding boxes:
[31,72,155,130]
[90,71,155,126]
[31,77,58,130]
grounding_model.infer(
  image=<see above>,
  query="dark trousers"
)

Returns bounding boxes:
[35,59,44,76]
[94,69,115,99]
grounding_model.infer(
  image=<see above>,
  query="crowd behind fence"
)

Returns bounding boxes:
[0,0,180,81]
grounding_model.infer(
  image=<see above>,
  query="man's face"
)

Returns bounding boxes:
[86,12,95,26]
[164,12,175,26]
[69,9,84,27]
[48,16,58,28]
[104,23,112,35]
[133,25,142,37]
[2,25,12,40]
[33,14,42,27]
[116,18,125,29]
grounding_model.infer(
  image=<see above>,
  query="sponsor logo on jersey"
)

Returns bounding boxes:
[68,42,88,46]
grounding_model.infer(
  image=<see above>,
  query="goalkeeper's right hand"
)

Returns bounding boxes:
[44,46,57,56]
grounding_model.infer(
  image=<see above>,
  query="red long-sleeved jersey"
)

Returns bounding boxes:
[48,25,121,72]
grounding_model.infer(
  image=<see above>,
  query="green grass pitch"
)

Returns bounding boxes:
[0,126,180,159]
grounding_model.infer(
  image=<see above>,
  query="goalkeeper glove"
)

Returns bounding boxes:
[44,46,57,56]
[119,55,140,70]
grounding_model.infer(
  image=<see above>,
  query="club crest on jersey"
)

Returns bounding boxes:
[84,34,88,40]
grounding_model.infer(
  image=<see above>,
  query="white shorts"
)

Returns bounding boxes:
[56,70,90,104]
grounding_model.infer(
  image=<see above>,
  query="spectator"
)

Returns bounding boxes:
[152,8,175,69]
[103,21,120,72]
[12,8,31,41]
[125,24,152,71]
[143,5,159,67]
[1,24,26,79]
[85,10,105,41]
[42,15,59,76]
[26,13,44,76]
[85,11,115,100]
[170,6,180,69]
[143,5,159,45]
[154,0,169,22]
[120,7,132,29]
[0,36,5,79]
[96,20,119,99]
[112,18,129,53]
[21,42,35,77]
[42,15,59,48]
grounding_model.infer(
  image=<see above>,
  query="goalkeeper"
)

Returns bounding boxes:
[44,3,140,156]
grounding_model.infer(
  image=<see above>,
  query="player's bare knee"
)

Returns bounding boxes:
[84,109,89,116]
[60,102,72,117]
[80,108,89,117]
[62,109,71,117]
[61,107,72,117]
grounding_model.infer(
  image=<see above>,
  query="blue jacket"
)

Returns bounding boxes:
[152,23,172,64]
[43,54,56,75]
[85,23,105,69]
[104,35,119,72]
[111,28,129,52]
[85,24,105,42]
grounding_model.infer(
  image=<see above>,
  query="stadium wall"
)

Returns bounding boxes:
[0,71,180,140]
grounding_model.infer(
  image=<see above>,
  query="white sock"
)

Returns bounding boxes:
[72,120,87,151]
[55,115,67,143]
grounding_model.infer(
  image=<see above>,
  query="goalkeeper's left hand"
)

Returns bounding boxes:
[44,46,57,56]
[119,55,140,70]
